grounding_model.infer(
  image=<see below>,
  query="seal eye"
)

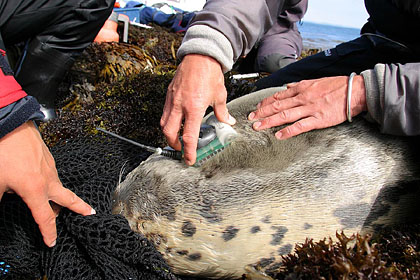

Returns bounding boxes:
[188,253,202,261]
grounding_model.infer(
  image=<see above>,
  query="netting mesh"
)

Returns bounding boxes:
[0,135,180,280]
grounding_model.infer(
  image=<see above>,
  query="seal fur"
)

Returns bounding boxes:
[112,87,420,279]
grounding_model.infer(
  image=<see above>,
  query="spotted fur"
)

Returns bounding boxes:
[112,87,420,279]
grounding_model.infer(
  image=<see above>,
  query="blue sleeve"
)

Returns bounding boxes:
[0,96,44,138]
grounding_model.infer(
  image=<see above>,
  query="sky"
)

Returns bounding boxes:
[302,0,369,29]
[146,0,369,29]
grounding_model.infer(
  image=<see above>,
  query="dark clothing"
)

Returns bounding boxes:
[0,0,114,52]
[253,0,307,72]
[190,0,308,62]
[255,33,419,89]
[255,0,420,136]
[365,0,420,52]
[0,0,114,137]
[179,0,307,72]
[255,0,420,88]
[234,23,303,73]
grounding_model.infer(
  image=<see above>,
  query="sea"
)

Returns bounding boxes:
[298,21,361,50]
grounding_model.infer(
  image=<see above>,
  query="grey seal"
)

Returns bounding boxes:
[112,87,420,279]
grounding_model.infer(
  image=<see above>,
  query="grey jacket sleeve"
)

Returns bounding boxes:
[361,63,420,136]
[177,0,307,72]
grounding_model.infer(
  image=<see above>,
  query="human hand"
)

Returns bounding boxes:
[160,54,236,165]
[0,121,95,247]
[248,75,367,139]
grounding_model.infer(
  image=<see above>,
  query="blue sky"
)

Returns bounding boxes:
[303,0,369,29]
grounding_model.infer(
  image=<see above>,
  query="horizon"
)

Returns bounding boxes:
[301,20,361,31]
[303,0,369,29]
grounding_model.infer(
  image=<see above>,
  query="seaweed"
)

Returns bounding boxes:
[264,227,420,280]
[37,23,420,280]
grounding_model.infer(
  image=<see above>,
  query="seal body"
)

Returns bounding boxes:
[112,87,420,279]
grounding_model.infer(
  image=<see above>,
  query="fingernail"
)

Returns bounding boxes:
[228,114,236,125]
[49,240,56,247]
[276,131,283,139]
[257,103,261,109]
[91,208,96,215]
[248,112,255,120]
[253,122,261,129]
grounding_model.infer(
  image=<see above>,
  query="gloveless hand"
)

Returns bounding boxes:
[160,54,236,165]
[248,75,367,139]
[0,121,95,247]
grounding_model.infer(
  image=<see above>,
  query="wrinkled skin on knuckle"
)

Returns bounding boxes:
[281,125,294,137]
[261,116,276,129]
[273,91,283,100]
[161,126,174,138]
[181,134,197,147]
[294,92,309,105]
[272,100,283,112]
[312,111,323,120]
[65,191,78,208]
[278,110,290,121]
[293,121,305,132]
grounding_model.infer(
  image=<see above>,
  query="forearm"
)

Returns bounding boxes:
[361,62,420,135]
[178,0,279,72]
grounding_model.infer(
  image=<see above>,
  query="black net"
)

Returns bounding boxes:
[0,135,179,280]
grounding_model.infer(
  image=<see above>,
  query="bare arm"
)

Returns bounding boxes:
[161,0,285,165]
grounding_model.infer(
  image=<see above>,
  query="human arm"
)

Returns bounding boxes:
[363,63,420,135]
[248,75,367,139]
[0,50,95,247]
[161,0,283,164]
[248,63,420,138]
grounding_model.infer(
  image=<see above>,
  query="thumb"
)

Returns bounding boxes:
[213,103,236,126]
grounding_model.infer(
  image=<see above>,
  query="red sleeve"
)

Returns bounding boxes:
[0,49,27,108]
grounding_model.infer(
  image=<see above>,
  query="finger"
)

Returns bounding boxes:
[160,87,175,127]
[50,201,62,217]
[275,116,319,140]
[249,97,302,120]
[286,82,298,88]
[26,198,58,247]
[252,105,311,131]
[256,87,299,109]
[49,183,95,216]
[181,113,204,165]
[161,111,183,151]
[213,92,236,126]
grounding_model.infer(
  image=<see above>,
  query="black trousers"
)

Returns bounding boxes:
[255,33,420,90]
